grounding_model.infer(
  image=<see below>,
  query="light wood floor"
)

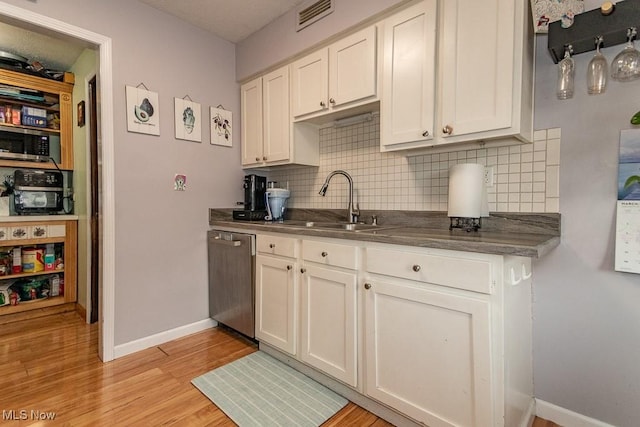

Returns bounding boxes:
[0,311,560,426]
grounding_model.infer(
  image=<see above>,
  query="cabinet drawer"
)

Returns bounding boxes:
[257,234,298,258]
[9,226,29,240]
[302,240,358,270]
[29,225,48,239]
[47,224,66,238]
[366,247,495,294]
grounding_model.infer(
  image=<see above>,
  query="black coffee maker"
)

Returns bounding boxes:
[233,174,267,220]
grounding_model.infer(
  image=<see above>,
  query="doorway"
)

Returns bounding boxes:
[0,3,116,361]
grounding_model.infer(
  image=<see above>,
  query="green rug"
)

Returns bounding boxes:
[192,351,348,427]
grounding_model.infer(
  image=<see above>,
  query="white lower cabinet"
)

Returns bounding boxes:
[254,233,533,426]
[255,235,299,355]
[363,245,533,427]
[363,277,492,426]
[299,239,358,387]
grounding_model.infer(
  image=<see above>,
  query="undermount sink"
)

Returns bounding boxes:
[277,220,393,232]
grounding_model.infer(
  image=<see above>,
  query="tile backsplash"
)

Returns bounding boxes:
[267,115,560,214]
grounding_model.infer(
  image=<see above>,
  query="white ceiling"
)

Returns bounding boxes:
[0,0,306,73]
[139,0,308,43]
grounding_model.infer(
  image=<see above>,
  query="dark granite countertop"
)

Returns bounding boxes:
[209,209,561,258]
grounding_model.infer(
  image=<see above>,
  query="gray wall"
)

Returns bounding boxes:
[533,25,640,427]
[0,0,244,345]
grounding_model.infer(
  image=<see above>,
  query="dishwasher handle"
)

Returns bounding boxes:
[209,236,242,247]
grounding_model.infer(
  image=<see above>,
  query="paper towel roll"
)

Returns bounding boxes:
[448,163,486,218]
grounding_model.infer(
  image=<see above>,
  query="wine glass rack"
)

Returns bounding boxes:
[548,0,640,63]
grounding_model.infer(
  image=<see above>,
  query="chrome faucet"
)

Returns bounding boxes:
[318,170,360,223]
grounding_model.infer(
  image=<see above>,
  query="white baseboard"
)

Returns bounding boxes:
[113,318,218,359]
[536,399,617,427]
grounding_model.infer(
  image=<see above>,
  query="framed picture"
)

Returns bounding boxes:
[77,100,85,127]
[174,98,202,142]
[210,106,232,147]
[125,85,160,136]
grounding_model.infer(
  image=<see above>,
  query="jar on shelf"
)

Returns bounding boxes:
[0,251,12,276]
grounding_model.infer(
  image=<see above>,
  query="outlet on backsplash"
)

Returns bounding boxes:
[484,166,495,187]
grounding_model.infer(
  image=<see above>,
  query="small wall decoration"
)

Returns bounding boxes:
[126,85,160,136]
[174,97,202,142]
[174,174,187,191]
[530,0,584,33]
[210,105,232,147]
[77,100,85,127]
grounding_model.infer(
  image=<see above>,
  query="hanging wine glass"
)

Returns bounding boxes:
[587,36,608,95]
[611,27,640,82]
[556,45,575,100]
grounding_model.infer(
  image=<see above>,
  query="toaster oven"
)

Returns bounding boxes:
[13,169,63,214]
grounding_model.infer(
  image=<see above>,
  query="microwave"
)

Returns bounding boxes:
[0,131,50,162]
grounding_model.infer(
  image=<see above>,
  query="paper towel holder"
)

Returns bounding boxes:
[449,217,482,232]
[447,163,489,232]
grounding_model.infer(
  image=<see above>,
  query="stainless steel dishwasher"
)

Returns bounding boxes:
[207,229,255,338]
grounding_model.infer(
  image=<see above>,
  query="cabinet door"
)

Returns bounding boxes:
[329,25,377,109]
[240,77,263,166]
[381,0,436,149]
[262,66,290,164]
[255,254,297,355]
[299,264,357,387]
[364,278,493,426]
[291,50,328,117]
[438,0,516,141]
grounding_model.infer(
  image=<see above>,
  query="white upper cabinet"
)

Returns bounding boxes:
[292,25,378,119]
[262,67,291,164]
[380,0,437,150]
[290,50,328,118]
[240,77,263,166]
[329,26,377,109]
[437,0,532,144]
[241,66,319,168]
[381,0,533,151]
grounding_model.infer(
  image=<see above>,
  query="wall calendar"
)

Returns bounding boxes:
[615,130,640,274]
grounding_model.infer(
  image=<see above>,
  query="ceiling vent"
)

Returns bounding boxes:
[296,0,334,32]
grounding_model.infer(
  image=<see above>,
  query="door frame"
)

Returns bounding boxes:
[0,2,116,361]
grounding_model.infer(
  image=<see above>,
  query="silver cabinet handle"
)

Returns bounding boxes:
[269,243,275,248]
[321,251,328,257]
[210,237,241,247]
[329,98,335,104]
[286,265,292,270]
[412,265,421,272]
[300,268,306,273]
[320,101,326,107]
[442,125,453,135]
[364,283,371,290]
[422,130,430,137]
[263,156,267,161]
[255,157,260,161]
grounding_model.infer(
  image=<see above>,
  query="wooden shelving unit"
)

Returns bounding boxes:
[0,68,74,170]
[0,206,77,317]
